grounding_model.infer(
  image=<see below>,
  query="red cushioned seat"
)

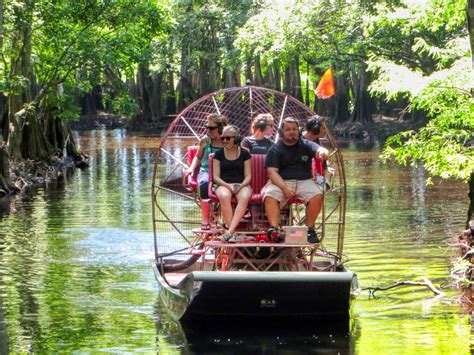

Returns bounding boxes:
[312,158,324,176]
[183,145,199,191]
[248,154,267,204]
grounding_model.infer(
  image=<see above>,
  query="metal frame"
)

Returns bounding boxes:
[151,86,347,273]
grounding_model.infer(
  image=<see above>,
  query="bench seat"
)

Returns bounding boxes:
[208,152,324,205]
[208,153,267,204]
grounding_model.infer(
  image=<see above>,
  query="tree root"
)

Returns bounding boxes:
[361,277,444,296]
[452,227,474,290]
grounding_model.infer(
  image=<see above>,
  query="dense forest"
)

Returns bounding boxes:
[0,0,473,221]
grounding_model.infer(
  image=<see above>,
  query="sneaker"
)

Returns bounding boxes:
[201,223,211,230]
[307,227,320,243]
[267,226,283,243]
[218,232,238,242]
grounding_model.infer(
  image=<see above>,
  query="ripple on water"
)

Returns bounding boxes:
[63,228,154,267]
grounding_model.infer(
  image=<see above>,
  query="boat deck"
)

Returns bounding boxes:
[159,238,341,289]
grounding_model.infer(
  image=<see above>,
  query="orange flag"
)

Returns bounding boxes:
[315,68,335,99]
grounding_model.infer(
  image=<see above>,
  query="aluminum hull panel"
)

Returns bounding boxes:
[153,264,356,321]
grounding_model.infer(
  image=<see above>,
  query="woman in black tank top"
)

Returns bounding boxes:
[213,126,252,242]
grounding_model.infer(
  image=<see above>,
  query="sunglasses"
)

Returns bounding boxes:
[221,136,235,141]
[205,125,218,130]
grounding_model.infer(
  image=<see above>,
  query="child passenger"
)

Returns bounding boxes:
[212,125,252,242]
[186,113,228,229]
[241,113,274,154]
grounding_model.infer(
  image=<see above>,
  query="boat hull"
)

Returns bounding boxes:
[153,263,356,321]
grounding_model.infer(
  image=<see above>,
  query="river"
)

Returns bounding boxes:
[0,130,470,354]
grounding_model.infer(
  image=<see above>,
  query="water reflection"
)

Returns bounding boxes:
[154,307,359,354]
[0,130,470,353]
[182,321,354,354]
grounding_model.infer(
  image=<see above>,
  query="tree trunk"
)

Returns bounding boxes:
[273,64,281,92]
[244,58,253,84]
[127,77,138,108]
[333,70,351,124]
[0,144,16,195]
[150,71,163,121]
[282,59,303,99]
[468,171,474,228]
[22,109,53,160]
[176,74,197,112]
[263,64,275,89]
[137,63,153,123]
[63,122,87,166]
[208,58,220,93]
[79,84,104,115]
[350,62,374,123]
[164,68,176,115]
[43,106,62,153]
[466,1,474,226]
[254,56,264,86]
[291,58,303,102]
[223,67,239,88]
[283,65,291,94]
[80,90,99,116]
[198,57,206,95]
[0,94,5,130]
[6,0,52,161]
[0,0,3,52]
[467,0,474,95]
[305,64,310,105]
[177,44,198,111]
[7,0,34,159]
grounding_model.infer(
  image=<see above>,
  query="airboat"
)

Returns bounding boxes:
[151,86,357,322]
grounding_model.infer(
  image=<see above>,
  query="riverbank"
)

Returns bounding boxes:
[332,115,429,141]
[72,112,427,142]
[3,157,83,197]
[453,224,474,288]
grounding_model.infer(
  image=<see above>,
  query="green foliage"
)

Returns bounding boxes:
[43,88,82,121]
[363,0,467,74]
[235,0,377,91]
[2,0,170,119]
[381,67,474,182]
[172,0,261,77]
[110,93,139,117]
[366,0,473,183]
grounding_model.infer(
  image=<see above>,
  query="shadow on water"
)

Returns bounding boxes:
[153,295,360,354]
[160,316,358,354]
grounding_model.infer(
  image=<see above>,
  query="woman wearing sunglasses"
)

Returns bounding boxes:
[212,125,252,242]
[186,113,228,229]
[241,113,274,154]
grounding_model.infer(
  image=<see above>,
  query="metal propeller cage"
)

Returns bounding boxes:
[151,86,346,263]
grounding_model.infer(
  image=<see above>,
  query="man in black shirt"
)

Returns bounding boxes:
[262,117,329,243]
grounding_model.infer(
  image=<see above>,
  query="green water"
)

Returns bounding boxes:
[0,130,470,354]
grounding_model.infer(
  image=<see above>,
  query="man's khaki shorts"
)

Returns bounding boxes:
[261,179,323,207]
